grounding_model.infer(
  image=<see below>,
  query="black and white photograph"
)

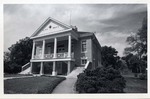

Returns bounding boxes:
[3,3,148,97]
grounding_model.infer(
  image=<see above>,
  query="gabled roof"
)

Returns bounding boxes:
[31,17,72,38]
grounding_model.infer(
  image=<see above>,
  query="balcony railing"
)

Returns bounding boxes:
[34,54,42,59]
[34,52,74,59]
[45,54,54,59]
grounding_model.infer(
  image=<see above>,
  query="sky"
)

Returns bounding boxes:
[4,4,147,56]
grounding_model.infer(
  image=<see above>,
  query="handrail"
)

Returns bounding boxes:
[84,61,90,69]
[22,62,30,71]
[22,62,30,68]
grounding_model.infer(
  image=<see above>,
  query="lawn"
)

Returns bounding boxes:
[4,76,66,94]
[124,77,147,93]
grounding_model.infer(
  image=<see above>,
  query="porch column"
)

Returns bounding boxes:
[31,41,35,59]
[52,61,56,76]
[40,62,44,75]
[42,40,45,59]
[53,38,57,58]
[30,62,33,74]
[68,35,71,58]
[67,61,71,75]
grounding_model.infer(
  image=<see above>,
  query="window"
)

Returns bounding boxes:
[57,44,65,52]
[81,59,87,65]
[71,44,74,52]
[81,40,87,52]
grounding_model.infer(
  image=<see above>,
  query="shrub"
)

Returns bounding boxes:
[76,66,126,93]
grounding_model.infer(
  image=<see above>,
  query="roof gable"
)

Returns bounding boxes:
[31,17,71,37]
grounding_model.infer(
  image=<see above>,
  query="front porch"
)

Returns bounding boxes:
[30,30,78,76]
[31,61,74,76]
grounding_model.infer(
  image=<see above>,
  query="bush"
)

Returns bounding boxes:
[75,66,126,93]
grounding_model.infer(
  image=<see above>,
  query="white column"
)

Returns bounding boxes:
[31,41,35,59]
[68,35,71,58]
[30,62,33,74]
[67,61,71,75]
[52,61,56,76]
[53,38,57,58]
[42,40,45,59]
[40,62,44,75]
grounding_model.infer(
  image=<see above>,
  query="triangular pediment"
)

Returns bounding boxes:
[31,17,71,37]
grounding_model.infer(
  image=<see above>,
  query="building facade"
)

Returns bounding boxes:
[29,17,102,76]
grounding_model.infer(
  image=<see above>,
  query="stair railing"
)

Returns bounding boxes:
[84,61,90,69]
[22,62,30,71]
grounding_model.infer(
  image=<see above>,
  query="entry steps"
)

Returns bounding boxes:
[19,62,31,74]
[66,67,84,78]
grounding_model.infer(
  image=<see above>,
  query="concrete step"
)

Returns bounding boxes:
[19,67,31,74]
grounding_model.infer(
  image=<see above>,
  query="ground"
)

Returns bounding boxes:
[124,76,147,93]
[4,76,65,94]
[4,73,147,94]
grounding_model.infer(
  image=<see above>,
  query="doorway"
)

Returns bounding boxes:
[57,61,67,75]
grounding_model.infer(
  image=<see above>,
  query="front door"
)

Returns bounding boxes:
[57,61,67,75]
[46,44,52,54]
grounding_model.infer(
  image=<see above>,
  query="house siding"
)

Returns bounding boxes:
[74,36,92,67]
[92,39,102,69]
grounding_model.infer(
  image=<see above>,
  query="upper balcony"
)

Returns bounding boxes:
[31,35,76,61]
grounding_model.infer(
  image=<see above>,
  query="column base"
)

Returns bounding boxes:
[67,56,71,58]
[40,73,44,76]
[52,71,57,76]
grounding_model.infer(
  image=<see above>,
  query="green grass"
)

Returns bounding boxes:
[124,77,147,93]
[4,76,66,94]
[4,74,32,77]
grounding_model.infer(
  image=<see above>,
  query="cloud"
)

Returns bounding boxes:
[4,4,147,56]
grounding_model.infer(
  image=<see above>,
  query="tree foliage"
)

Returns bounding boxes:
[4,37,33,73]
[124,17,147,74]
[101,46,121,69]
[124,17,147,59]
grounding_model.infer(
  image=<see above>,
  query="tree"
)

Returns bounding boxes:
[4,52,11,73]
[124,17,147,73]
[122,53,133,70]
[4,37,33,73]
[101,46,120,69]
[124,17,147,59]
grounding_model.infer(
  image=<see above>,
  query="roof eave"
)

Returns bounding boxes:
[30,28,72,39]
